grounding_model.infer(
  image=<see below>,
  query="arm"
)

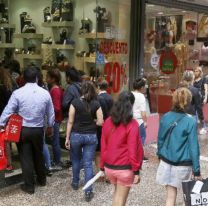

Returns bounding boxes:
[100,121,107,170]
[157,119,165,156]
[127,121,144,174]
[188,120,201,176]
[140,96,147,127]
[203,83,208,104]
[0,93,18,127]
[46,96,55,127]
[62,86,74,110]
[96,107,104,126]
[65,104,75,149]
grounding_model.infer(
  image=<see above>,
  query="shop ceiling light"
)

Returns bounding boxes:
[158,12,164,15]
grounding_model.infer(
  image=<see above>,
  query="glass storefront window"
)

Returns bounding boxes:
[0,0,131,96]
[144,3,208,113]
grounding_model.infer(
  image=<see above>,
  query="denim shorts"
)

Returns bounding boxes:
[156,160,192,188]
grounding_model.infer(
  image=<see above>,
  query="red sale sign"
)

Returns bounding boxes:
[104,62,128,94]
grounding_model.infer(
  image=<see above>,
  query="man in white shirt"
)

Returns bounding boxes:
[132,78,148,162]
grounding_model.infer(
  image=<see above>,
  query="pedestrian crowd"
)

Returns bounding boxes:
[0,61,207,206]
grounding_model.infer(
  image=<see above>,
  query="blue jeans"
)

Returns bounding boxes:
[139,123,146,145]
[52,122,61,165]
[70,133,97,193]
[43,141,51,169]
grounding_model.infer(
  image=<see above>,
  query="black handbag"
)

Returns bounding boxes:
[182,179,208,206]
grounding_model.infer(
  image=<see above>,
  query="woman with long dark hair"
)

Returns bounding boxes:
[100,91,144,206]
[65,81,103,202]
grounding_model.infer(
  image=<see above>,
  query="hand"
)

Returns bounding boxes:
[193,175,202,181]
[65,138,70,150]
[192,174,202,181]
[144,122,147,128]
[203,98,207,104]
[133,175,141,184]
[47,127,53,137]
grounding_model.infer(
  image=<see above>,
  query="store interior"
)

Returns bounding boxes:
[144,3,208,113]
[0,0,130,92]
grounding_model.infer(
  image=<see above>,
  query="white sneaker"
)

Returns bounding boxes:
[199,128,207,135]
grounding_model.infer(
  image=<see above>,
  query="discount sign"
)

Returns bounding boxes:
[104,62,127,94]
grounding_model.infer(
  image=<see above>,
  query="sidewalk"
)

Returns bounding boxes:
[1,136,208,206]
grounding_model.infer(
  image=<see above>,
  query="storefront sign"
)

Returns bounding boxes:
[150,53,160,69]
[104,62,127,93]
[99,41,128,55]
[159,51,177,74]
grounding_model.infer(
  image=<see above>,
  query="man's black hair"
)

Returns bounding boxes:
[24,66,38,83]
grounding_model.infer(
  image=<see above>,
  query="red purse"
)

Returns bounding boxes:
[0,131,7,170]
[5,114,23,142]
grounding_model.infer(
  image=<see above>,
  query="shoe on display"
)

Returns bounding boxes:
[85,191,94,202]
[143,156,149,163]
[20,184,35,195]
[199,128,207,135]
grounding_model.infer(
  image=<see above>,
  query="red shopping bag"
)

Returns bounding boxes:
[5,114,23,142]
[0,131,7,170]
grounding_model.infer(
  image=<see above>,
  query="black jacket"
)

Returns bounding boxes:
[185,85,203,121]
[0,85,12,115]
[97,92,113,120]
[62,82,81,117]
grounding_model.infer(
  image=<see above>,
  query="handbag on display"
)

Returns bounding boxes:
[5,114,23,143]
[182,179,208,206]
[0,131,7,171]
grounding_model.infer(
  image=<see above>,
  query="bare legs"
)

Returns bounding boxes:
[112,184,131,206]
[95,152,100,173]
[166,185,177,206]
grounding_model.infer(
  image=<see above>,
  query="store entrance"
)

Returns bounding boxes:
[144,3,207,113]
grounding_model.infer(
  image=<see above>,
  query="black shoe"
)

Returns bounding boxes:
[85,192,94,202]
[37,181,46,187]
[20,184,34,194]
[46,168,53,177]
[71,183,79,190]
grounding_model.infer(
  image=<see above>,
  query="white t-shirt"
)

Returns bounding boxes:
[132,91,146,126]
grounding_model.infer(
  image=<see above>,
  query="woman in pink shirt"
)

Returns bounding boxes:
[100,91,144,206]
[46,69,63,170]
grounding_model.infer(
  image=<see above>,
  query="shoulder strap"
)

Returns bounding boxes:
[162,114,186,149]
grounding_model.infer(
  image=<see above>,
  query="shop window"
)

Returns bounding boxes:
[144,4,208,113]
[0,0,131,95]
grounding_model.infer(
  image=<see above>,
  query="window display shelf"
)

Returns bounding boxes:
[42,21,74,27]
[78,56,112,63]
[0,23,15,29]
[84,57,96,63]
[0,43,15,48]
[15,54,42,60]
[78,33,105,39]
[13,33,43,39]
[42,44,75,50]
